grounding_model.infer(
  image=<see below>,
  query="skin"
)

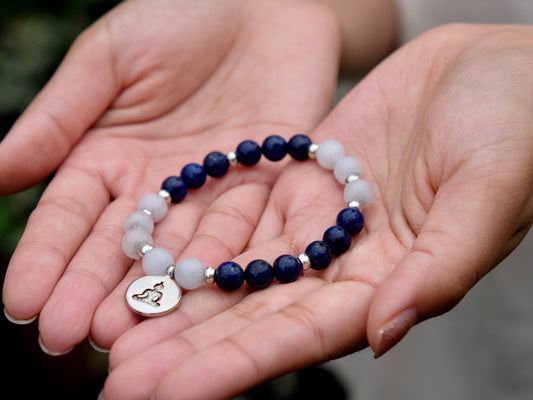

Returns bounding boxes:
[1,0,341,352]
[1,0,532,399]
[100,24,532,399]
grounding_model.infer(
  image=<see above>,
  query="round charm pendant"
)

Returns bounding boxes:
[126,275,181,317]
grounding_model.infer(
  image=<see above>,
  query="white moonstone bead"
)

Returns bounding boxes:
[124,210,154,234]
[174,258,206,290]
[142,247,174,276]
[138,193,168,223]
[343,179,373,207]
[315,140,346,170]
[334,156,363,184]
[122,227,153,259]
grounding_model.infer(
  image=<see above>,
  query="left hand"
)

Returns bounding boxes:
[101,23,532,400]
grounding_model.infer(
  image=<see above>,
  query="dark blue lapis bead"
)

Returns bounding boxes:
[215,261,244,291]
[336,207,365,236]
[161,176,188,203]
[180,163,207,189]
[273,254,302,283]
[305,241,332,270]
[203,151,230,178]
[287,134,312,161]
[245,259,274,290]
[261,135,287,161]
[323,226,352,255]
[236,140,262,166]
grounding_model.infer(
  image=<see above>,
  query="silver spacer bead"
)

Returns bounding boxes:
[227,151,238,166]
[308,143,319,159]
[204,266,216,284]
[139,244,154,258]
[297,253,311,271]
[158,189,171,204]
[166,265,176,279]
[345,174,359,184]
[347,200,360,209]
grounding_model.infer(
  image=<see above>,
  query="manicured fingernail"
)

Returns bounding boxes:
[4,307,37,325]
[88,336,110,353]
[38,334,73,356]
[374,308,417,358]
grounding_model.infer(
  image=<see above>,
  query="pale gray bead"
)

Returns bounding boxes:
[343,179,373,207]
[138,193,168,222]
[124,210,154,234]
[142,247,174,276]
[315,140,346,170]
[122,227,153,260]
[174,258,206,290]
[334,156,363,184]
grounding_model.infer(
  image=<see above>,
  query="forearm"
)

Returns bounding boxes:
[314,0,399,75]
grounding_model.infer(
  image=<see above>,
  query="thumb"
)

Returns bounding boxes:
[0,20,119,194]
[367,156,532,358]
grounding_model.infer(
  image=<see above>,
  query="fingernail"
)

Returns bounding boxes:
[374,308,417,358]
[4,307,37,325]
[38,334,73,356]
[88,336,110,353]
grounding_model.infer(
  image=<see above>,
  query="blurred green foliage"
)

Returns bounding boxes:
[0,0,121,260]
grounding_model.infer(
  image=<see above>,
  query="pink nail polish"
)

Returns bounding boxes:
[374,308,417,358]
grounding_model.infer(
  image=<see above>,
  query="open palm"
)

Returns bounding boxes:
[102,24,532,400]
[1,0,340,354]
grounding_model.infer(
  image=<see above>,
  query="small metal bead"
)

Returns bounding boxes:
[141,209,152,217]
[204,266,216,284]
[347,200,360,209]
[158,189,172,204]
[227,151,238,166]
[345,174,359,184]
[297,253,311,271]
[139,244,154,258]
[167,265,176,279]
[308,143,319,159]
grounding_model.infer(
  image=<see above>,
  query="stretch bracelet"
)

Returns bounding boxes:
[123,134,372,316]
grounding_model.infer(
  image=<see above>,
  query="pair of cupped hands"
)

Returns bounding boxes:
[1,0,532,399]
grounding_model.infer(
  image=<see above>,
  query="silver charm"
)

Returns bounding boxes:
[126,275,181,317]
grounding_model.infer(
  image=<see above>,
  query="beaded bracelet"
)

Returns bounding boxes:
[123,134,372,316]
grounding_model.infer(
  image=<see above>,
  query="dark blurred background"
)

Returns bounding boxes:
[0,1,120,398]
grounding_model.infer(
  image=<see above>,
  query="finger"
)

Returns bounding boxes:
[0,21,118,194]
[90,182,271,350]
[367,162,532,358]
[104,273,325,400]
[152,281,372,400]
[2,166,109,321]
[36,195,137,354]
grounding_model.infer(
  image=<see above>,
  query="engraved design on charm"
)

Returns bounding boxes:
[132,281,164,307]
[126,275,181,317]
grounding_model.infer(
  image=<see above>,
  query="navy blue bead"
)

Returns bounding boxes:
[262,135,287,161]
[203,151,230,178]
[336,207,365,236]
[215,261,244,291]
[161,176,188,203]
[245,259,274,290]
[323,226,352,255]
[287,134,312,161]
[180,163,206,189]
[305,241,332,270]
[236,140,262,166]
[273,254,302,283]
